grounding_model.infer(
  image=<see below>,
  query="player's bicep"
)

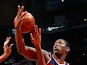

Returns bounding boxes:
[20,46,37,61]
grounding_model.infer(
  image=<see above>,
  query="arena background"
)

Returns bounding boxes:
[0,0,87,65]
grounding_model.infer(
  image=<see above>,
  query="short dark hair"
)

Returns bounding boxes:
[56,39,70,48]
[62,39,70,48]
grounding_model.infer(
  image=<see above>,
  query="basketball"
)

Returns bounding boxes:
[14,12,35,33]
[21,12,35,33]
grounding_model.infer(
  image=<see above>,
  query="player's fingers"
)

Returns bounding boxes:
[4,37,11,46]
[30,33,34,41]
[39,28,42,35]
[17,5,21,17]
[35,25,38,34]
[19,11,27,19]
[21,6,24,13]
[9,43,14,49]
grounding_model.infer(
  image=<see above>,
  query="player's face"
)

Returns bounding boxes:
[53,39,67,55]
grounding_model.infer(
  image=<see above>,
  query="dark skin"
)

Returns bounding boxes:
[14,5,70,65]
[0,37,14,63]
[30,25,46,65]
[14,5,46,65]
[53,39,70,64]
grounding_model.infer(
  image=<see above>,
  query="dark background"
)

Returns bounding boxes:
[0,0,87,65]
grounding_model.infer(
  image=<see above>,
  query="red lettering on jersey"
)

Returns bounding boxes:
[47,63,53,65]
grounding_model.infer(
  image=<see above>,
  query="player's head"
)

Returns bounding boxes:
[53,39,70,56]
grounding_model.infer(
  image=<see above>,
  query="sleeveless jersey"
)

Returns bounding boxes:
[47,56,69,65]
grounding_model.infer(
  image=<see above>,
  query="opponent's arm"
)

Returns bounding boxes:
[0,37,14,63]
[14,5,37,60]
[30,25,46,65]
[14,5,50,62]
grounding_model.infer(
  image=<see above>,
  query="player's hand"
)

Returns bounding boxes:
[3,37,14,56]
[14,5,27,29]
[30,25,42,47]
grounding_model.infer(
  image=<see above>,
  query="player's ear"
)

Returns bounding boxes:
[66,47,70,52]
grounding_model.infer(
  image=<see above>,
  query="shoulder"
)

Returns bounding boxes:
[42,49,52,63]
[68,63,70,65]
[65,62,70,65]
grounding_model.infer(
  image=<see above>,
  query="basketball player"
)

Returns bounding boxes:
[0,37,14,63]
[14,5,70,65]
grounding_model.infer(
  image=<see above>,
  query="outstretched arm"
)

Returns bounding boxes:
[0,37,14,63]
[14,5,50,62]
[30,25,46,65]
[14,5,37,60]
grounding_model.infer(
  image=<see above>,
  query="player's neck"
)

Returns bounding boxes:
[53,54,66,64]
